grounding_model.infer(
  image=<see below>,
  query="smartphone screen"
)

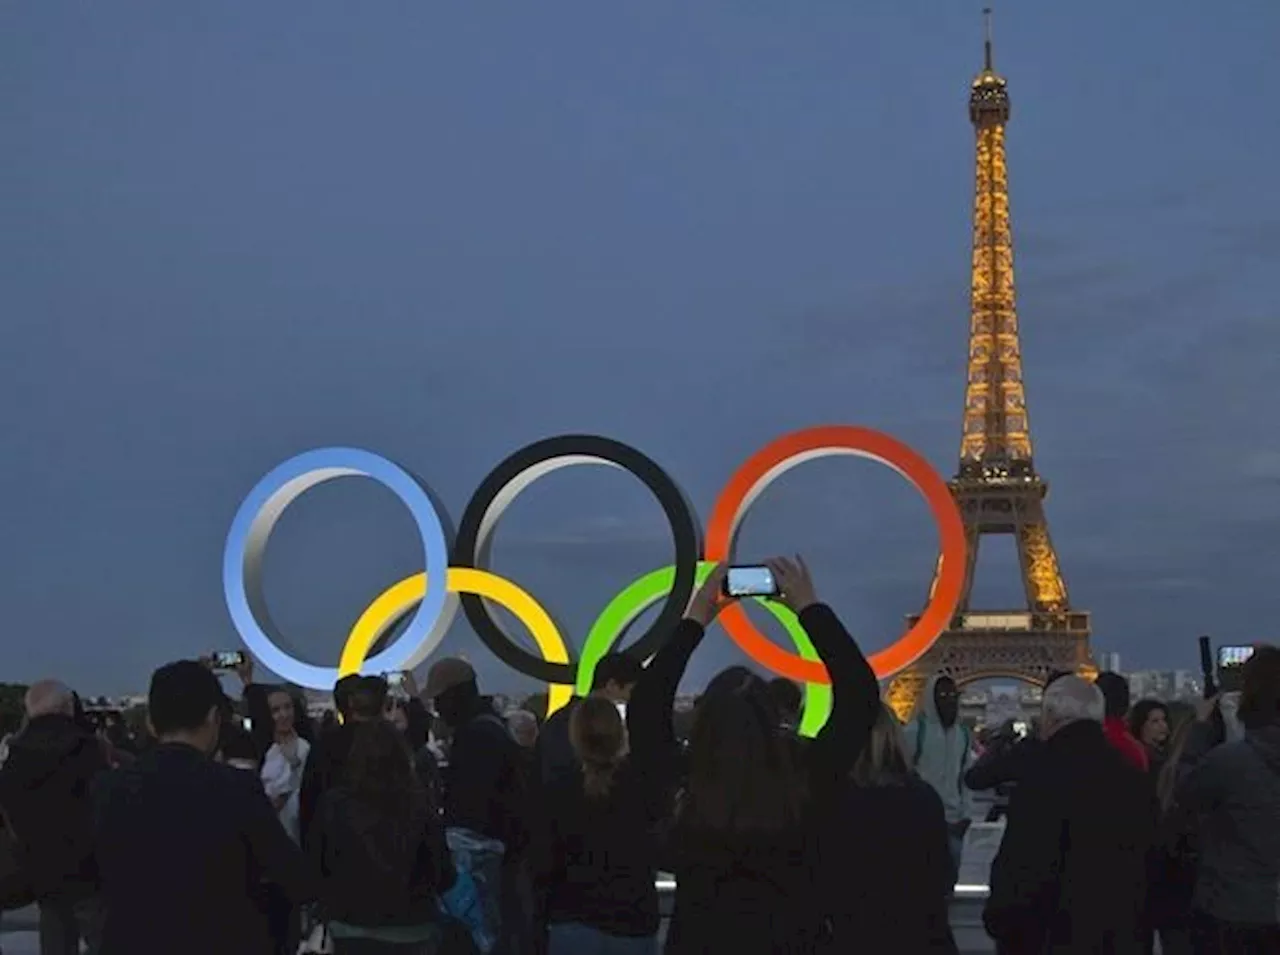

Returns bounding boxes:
[1217,645,1255,669]
[723,565,779,598]
[1217,645,1254,693]
[212,650,246,670]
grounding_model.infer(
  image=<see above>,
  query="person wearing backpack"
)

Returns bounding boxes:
[424,659,532,955]
[907,675,974,883]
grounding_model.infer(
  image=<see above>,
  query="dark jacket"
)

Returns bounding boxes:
[531,757,663,937]
[310,786,456,928]
[0,714,108,901]
[442,704,528,854]
[299,720,360,849]
[533,699,580,789]
[964,736,1043,793]
[628,603,881,955]
[1177,722,1280,926]
[820,776,959,953]
[984,720,1154,955]
[92,742,315,955]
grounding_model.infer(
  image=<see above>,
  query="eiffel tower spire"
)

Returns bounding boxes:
[960,5,1030,477]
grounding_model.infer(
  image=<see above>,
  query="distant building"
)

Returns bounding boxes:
[1097,652,1122,674]
[1127,670,1201,702]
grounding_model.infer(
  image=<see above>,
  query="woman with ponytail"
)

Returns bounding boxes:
[531,695,662,954]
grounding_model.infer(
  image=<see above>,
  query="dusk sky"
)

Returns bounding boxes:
[4,2,1278,698]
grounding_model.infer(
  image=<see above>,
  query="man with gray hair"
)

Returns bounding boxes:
[0,680,108,954]
[984,676,1154,954]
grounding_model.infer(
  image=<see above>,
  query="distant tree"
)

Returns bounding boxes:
[0,683,29,736]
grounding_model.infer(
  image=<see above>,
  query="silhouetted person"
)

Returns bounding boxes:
[964,671,1075,813]
[1097,672,1149,772]
[0,680,107,954]
[93,661,314,955]
[985,676,1152,954]
[310,720,458,953]
[532,696,665,954]
[298,674,388,848]
[628,557,880,955]
[1178,646,1280,953]
[426,657,530,955]
[535,653,642,789]
[821,703,958,953]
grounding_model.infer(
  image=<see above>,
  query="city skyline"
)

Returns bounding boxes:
[3,2,1278,696]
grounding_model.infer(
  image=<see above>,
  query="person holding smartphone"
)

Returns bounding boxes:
[1176,646,1280,952]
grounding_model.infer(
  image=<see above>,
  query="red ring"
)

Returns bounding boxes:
[704,426,967,682]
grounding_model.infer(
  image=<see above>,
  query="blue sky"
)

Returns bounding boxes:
[3,1,1278,697]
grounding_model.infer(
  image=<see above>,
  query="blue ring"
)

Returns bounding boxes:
[221,448,451,689]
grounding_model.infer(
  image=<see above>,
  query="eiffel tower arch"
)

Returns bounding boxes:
[887,14,1093,721]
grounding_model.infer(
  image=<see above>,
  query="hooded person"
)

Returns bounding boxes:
[906,674,974,881]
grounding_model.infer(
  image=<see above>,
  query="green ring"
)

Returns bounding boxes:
[577,561,832,737]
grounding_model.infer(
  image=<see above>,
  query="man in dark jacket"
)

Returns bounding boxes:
[534,653,641,789]
[985,675,1154,954]
[0,680,107,954]
[92,661,314,955]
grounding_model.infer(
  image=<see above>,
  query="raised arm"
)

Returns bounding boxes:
[798,603,879,778]
[767,557,879,783]
[626,566,724,785]
[627,620,705,774]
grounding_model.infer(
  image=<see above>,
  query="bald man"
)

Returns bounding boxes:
[0,678,108,954]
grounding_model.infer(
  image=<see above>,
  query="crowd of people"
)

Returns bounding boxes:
[0,555,1276,955]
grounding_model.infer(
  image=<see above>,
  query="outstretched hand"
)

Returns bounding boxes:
[685,563,730,628]
[766,555,819,614]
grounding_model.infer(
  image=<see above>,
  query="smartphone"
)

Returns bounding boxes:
[211,650,246,671]
[722,565,779,599]
[1217,645,1255,693]
[1012,721,1029,740]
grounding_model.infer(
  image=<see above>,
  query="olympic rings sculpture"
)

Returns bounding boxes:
[222,426,967,737]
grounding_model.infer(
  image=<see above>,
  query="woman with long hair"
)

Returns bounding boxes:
[261,688,311,843]
[532,695,661,954]
[1143,715,1201,955]
[821,703,958,952]
[1129,699,1171,778]
[627,557,880,955]
[310,720,457,954]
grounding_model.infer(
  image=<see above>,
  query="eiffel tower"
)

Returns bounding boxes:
[886,11,1094,720]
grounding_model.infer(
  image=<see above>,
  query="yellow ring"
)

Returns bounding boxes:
[340,568,573,719]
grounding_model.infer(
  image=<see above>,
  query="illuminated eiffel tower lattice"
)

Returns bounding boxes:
[886,11,1094,720]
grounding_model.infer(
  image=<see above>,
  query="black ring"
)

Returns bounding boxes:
[453,435,701,685]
